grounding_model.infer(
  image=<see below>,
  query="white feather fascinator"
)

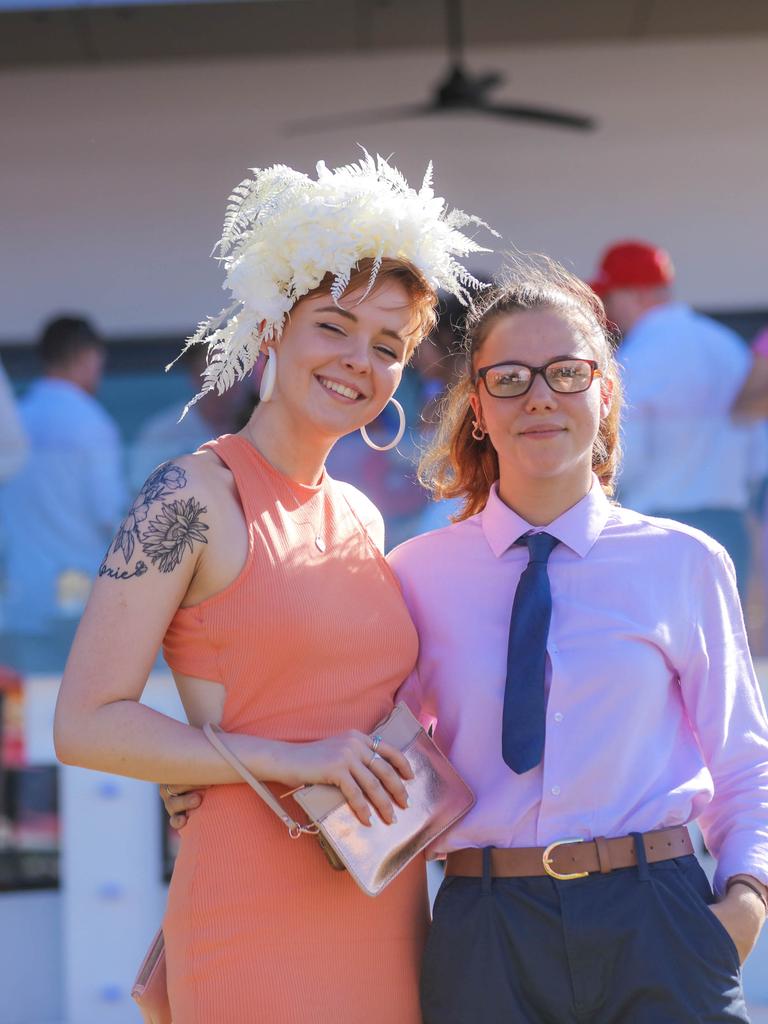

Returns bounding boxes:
[172,150,498,408]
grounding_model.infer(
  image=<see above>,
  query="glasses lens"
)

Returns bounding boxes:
[483,364,532,397]
[545,360,594,393]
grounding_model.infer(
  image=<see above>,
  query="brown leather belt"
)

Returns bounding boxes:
[445,825,693,881]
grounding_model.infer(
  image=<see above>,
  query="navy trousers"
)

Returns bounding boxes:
[421,852,750,1024]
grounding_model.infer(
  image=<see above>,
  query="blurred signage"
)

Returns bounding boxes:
[0,670,59,890]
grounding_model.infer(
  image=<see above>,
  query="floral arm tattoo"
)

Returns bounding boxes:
[99,462,209,580]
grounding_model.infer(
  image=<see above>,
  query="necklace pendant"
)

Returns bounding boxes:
[315,536,326,553]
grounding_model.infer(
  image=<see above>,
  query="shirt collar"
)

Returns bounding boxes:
[481,475,612,559]
[32,378,87,399]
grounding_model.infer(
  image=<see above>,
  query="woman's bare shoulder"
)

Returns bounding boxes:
[100,454,219,582]
[171,447,233,494]
[142,447,241,521]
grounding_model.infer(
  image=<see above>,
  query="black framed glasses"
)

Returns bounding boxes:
[475,357,601,398]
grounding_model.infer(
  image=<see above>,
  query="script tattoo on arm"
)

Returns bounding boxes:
[99,462,210,580]
[98,560,148,581]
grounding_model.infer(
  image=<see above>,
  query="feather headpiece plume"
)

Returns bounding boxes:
[170,150,498,411]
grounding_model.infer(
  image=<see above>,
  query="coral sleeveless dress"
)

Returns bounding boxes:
[161,434,429,1024]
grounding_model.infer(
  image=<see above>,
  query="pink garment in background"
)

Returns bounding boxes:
[753,327,768,357]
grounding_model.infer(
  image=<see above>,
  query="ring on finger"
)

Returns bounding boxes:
[368,752,382,768]
[370,734,383,753]
[163,785,176,799]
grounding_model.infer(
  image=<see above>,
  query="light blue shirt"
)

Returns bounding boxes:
[0,359,27,482]
[618,302,764,513]
[128,403,212,493]
[0,378,126,633]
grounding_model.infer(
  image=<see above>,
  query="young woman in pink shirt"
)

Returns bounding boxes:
[388,257,768,1023]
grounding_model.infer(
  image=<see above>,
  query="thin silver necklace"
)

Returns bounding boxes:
[291,484,327,553]
[242,427,327,552]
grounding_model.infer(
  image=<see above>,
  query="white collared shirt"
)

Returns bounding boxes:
[618,302,764,512]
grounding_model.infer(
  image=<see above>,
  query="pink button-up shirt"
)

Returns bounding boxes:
[389,478,768,892]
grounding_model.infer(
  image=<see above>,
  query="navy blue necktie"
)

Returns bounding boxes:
[502,532,559,774]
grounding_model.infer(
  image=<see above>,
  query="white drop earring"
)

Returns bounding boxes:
[360,398,406,452]
[259,347,277,403]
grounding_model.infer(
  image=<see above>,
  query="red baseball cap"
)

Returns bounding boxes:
[590,240,675,297]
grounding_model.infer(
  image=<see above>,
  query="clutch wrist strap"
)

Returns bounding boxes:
[202,722,306,835]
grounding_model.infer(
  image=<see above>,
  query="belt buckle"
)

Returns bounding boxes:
[542,837,589,880]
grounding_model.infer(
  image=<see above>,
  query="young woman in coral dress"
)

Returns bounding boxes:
[53,154,494,1024]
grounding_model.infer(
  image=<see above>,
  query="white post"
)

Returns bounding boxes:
[60,767,164,1024]
[26,670,182,1024]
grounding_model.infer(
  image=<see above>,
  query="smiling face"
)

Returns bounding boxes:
[469,307,613,499]
[269,277,417,442]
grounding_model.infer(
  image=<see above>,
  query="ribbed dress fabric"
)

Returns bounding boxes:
[161,434,428,1024]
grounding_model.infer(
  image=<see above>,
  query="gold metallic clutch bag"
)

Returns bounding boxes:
[203,702,475,897]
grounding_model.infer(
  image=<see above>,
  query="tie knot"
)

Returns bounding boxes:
[521,531,559,563]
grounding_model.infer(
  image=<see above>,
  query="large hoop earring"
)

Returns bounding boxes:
[472,419,487,441]
[360,398,406,452]
[259,347,277,403]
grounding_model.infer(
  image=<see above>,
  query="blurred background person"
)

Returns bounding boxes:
[129,345,248,492]
[591,240,764,597]
[411,293,468,534]
[0,316,125,641]
[413,294,467,420]
[0,356,28,482]
[732,327,768,643]
[733,327,768,422]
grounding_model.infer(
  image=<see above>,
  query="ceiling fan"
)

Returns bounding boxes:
[286,0,596,134]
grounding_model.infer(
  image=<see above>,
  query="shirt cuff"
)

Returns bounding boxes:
[713,843,768,896]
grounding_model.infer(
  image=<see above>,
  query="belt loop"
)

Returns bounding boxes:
[481,847,493,895]
[594,835,613,874]
[631,831,650,882]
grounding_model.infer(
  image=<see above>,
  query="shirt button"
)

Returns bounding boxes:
[554,712,564,723]
[551,785,561,796]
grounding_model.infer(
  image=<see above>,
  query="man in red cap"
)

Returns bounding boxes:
[590,240,762,597]
[591,240,676,330]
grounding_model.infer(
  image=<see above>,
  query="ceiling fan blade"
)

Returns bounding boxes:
[285,104,432,136]
[474,71,504,92]
[481,102,596,131]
